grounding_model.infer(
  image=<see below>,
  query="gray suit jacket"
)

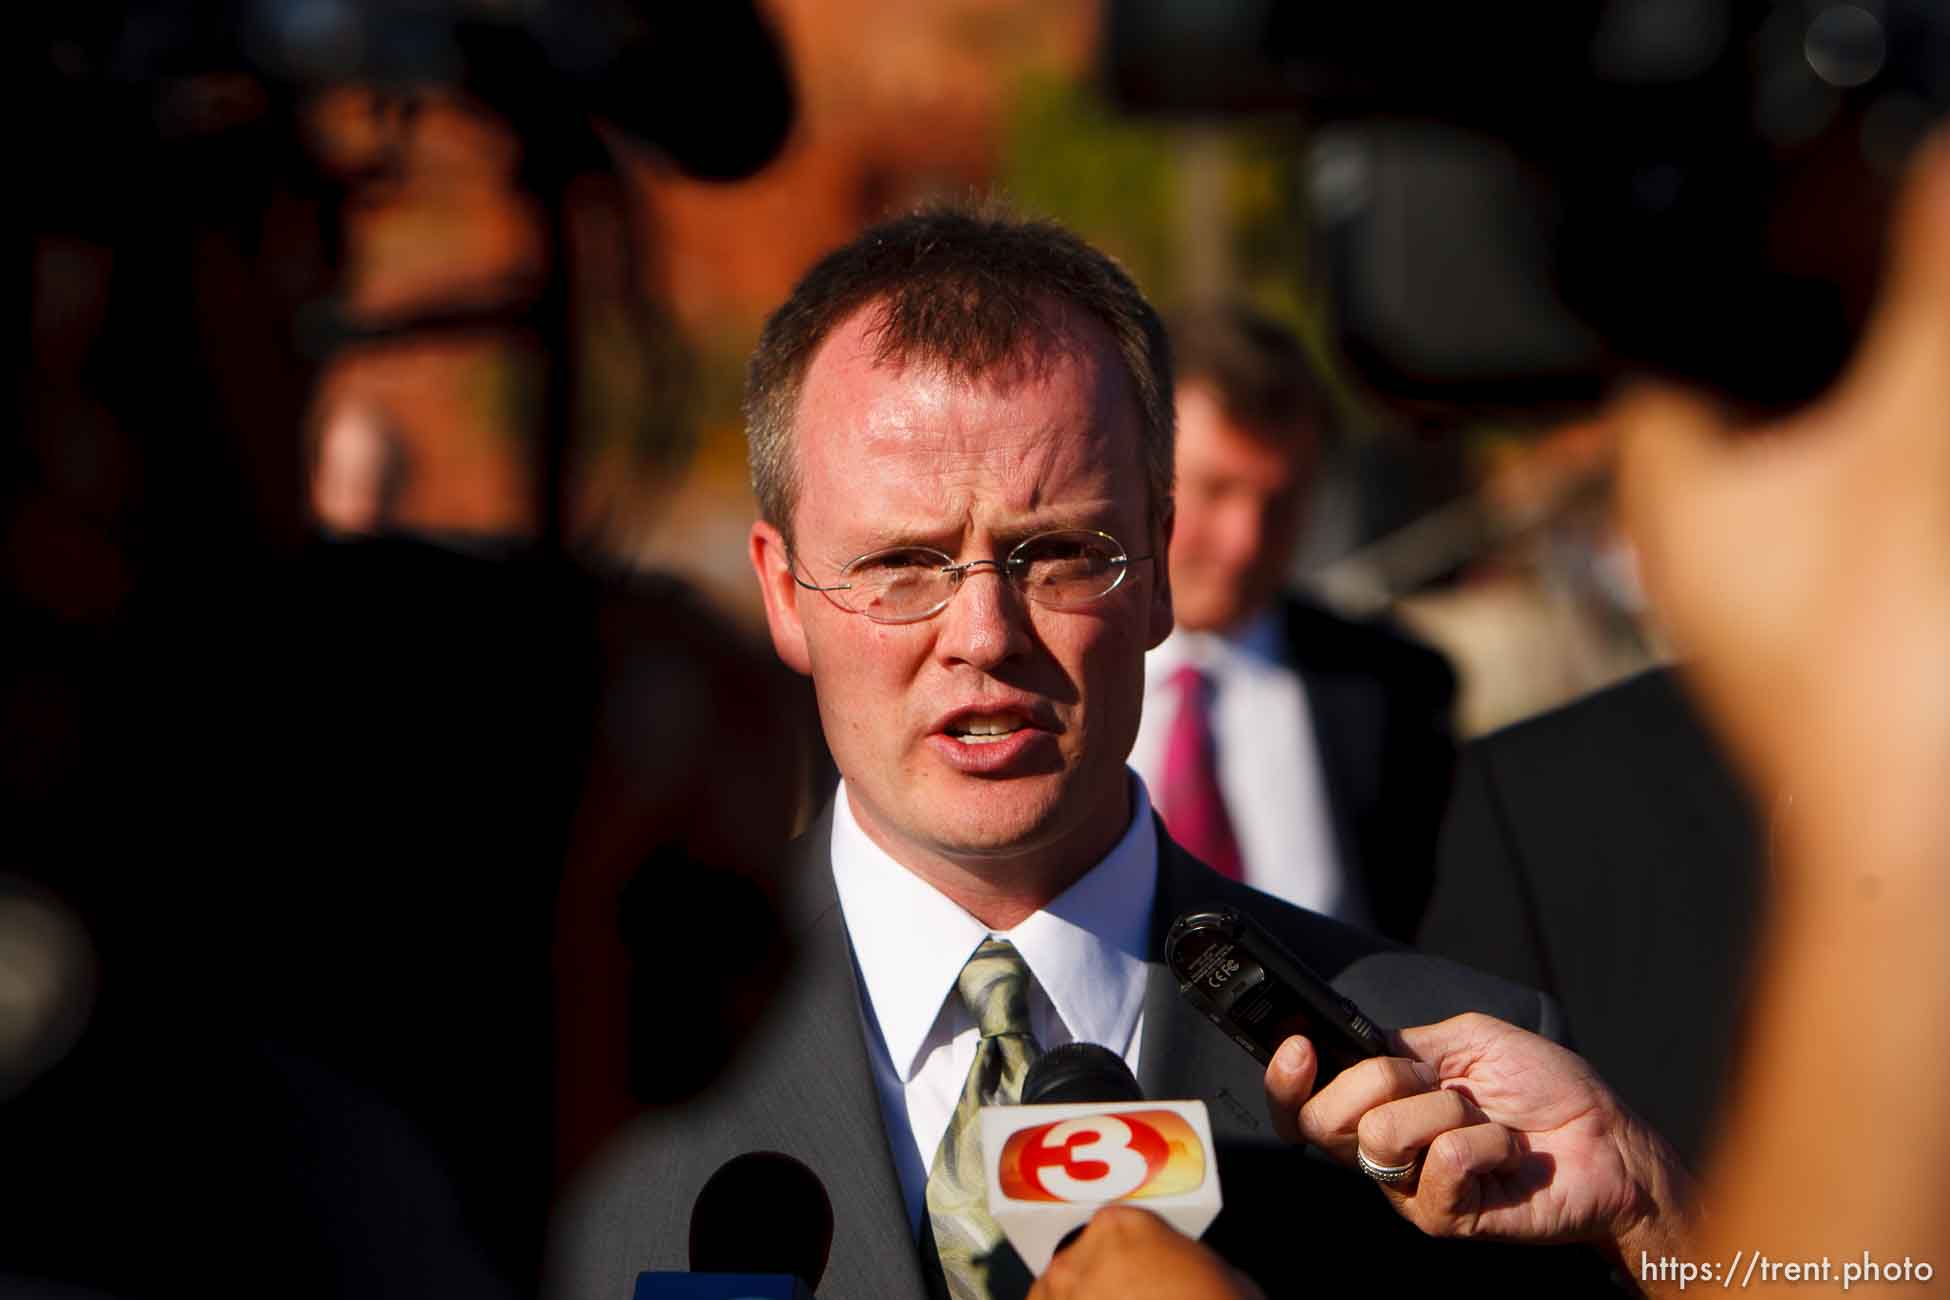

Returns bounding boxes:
[548,811,1613,1299]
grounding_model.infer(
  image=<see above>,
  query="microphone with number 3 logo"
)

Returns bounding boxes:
[979,1044,1224,1275]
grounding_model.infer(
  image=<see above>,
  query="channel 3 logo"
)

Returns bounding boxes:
[995,1110,1208,1203]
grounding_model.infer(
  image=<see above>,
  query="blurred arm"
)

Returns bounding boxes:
[1615,126,1950,1293]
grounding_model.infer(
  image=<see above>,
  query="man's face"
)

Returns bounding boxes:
[750,301,1173,882]
[1167,381,1316,634]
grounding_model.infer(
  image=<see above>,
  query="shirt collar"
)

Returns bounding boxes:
[1148,606,1286,679]
[830,776,1158,1081]
[1232,605,1287,664]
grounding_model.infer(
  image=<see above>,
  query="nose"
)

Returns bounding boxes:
[933,562,1034,670]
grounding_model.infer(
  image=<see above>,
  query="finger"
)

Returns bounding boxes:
[1230,1271,1271,1300]
[1613,383,1732,522]
[1396,1013,1593,1105]
[1263,1036,1317,1144]
[1394,1012,1523,1079]
[1036,1209,1240,1300]
[1058,1205,1169,1263]
[1843,125,1950,425]
[1612,382,1737,610]
[1086,1205,1168,1244]
[1299,1054,1438,1158]
[1355,1086,1490,1173]
[1412,1122,1526,1225]
[1034,1208,1119,1300]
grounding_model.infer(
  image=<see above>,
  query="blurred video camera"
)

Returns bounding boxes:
[33,0,790,182]
[1108,1,1950,415]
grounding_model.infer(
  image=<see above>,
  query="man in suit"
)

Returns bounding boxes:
[547,210,1622,1299]
[1417,667,1766,1168]
[1129,305,1454,941]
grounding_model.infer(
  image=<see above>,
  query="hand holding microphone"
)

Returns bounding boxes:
[1263,1013,1697,1270]
[1027,1206,1264,1300]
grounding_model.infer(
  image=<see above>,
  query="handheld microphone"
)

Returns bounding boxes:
[980,1044,1224,1275]
[633,1151,832,1300]
[1020,1042,1143,1105]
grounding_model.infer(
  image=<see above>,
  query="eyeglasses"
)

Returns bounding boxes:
[791,528,1155,625]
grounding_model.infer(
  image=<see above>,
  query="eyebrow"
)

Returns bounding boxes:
[829,510,1125,561]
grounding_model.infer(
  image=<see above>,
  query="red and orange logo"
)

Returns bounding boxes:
[995,1110,1207,1203]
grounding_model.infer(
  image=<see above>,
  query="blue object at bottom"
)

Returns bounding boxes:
[632,1272,815,1300]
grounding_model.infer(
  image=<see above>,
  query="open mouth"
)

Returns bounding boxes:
[945,713,1031,745]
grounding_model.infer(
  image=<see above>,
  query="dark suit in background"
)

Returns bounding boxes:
[1278,594,1457,943]
[548,811,1615,1299]
[1135,594,1455,944]
[1417,668,1765,1167]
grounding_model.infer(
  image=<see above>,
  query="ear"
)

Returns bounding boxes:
[1146,500,1175,650]
[750,519,813,677]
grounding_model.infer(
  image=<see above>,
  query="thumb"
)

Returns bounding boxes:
[1852,127,1950,371]
[1829,125,1950,458]
[1262,1035,1318,1144]
[1395,1012,1527,1079]
[1612,381,1733,601]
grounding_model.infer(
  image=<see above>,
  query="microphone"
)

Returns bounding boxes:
[1021,1043,1144,1105]
[633,1151,832,1300]
[980,1044,1224,1275]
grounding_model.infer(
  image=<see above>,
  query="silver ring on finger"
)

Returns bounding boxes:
[1356,1147,1421,1183]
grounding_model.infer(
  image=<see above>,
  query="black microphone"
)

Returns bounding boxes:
[1021,1044,1147,1257]
[1021,1042,1144,1105]
[634,1151,832,1299]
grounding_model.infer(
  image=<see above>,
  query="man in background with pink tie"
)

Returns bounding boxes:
[1129,304,1457,942]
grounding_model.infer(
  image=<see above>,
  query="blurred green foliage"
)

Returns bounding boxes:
[997,72,1365,433]
[1000,71,1184,306]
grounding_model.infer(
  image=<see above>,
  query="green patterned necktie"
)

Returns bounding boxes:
[926,937,1043,1300]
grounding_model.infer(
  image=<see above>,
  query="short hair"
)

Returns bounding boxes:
[1165,302,1340,454]
[745,203,1174,540]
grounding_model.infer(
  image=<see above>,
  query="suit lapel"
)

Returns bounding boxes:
[769,808,934,1299]
[1137,828,1281,1148]
[1282,599,1373,872]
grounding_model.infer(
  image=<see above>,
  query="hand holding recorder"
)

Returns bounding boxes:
[1264,1012,1696,1274]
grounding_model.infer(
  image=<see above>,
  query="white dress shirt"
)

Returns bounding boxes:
[1129,610,1367,926]
[829,777,1157,1233]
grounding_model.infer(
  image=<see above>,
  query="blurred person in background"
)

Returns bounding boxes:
[4,5,808,1297]
[4,55,546,1295]
[1129,304,1455,941]
[1417,663,1763,1170]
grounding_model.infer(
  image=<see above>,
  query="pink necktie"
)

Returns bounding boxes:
[1159,664,1244,880]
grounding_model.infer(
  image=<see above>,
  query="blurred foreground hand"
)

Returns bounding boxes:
[1616,133,1950,867]
[1614,126,1950,1293]
[1026,1207,1263,1300]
